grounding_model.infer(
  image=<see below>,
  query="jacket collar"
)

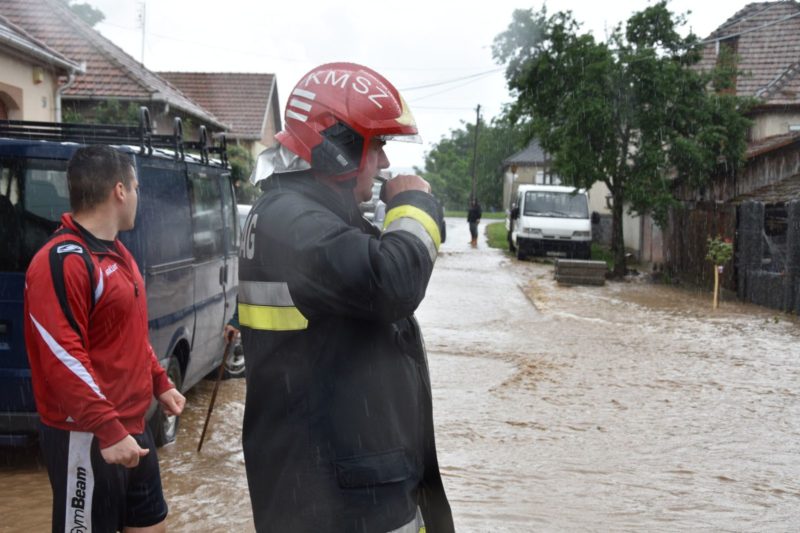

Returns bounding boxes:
[60,213,119,254]
[264,172,371,231]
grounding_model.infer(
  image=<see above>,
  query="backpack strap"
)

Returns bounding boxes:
[47,228,99,344]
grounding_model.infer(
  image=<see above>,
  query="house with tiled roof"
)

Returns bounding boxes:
[696,1,800,140]
[0,0,225,135]
[501,138,551,204]
[669,1,800,313]
[0,12,83,121]
[159,72,282,160]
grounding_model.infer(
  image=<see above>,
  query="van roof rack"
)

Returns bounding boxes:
[0,106,227,168]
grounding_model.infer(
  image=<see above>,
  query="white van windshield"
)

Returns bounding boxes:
[523,191,588,219]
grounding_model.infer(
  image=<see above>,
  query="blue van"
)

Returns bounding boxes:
[0,110,238,446]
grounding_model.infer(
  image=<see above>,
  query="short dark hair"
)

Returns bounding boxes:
[67,145,135,213]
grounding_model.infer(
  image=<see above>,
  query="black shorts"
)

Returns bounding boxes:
[39,423,168,532]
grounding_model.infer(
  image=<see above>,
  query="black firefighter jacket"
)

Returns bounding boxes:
[238,173,454,533]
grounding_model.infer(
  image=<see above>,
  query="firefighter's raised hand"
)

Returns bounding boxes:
[383,175,431,202]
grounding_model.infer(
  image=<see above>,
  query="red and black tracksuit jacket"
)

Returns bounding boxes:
[24,214,172,449]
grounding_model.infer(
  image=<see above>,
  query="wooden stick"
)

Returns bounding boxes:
[197,334,234,452]
[713,265,720,310]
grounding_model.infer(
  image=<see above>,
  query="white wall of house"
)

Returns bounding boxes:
[251,140,267,161]
[0,53,59,121]
[588,181,611,215]
[502,164,547,211]
[750,112,800,140]
[623,210,642,254]
[588,180,643,254]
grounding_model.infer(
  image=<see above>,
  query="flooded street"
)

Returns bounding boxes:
[421,219,800,531]
[2,217,800,531]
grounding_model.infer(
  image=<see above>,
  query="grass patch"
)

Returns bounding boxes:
[445,211,506,219]
[486,222,509,249]
[592,243,614,269]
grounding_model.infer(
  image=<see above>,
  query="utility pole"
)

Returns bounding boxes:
[138,2,146,65]
[469,104,481,203]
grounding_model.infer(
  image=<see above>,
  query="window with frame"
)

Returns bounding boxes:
[189,172,223,259]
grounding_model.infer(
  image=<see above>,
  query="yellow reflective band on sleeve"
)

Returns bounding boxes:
[238,303,308,331]
[383,205,441,250]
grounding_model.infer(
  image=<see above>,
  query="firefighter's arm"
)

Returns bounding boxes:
[263,186,443,324]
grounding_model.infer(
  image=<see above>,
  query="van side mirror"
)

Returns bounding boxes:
[591,211,600,224]
[511,206,520,219]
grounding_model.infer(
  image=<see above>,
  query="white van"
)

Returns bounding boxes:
[507,184,592,260]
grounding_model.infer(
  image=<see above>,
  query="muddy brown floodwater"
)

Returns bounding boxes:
[2,218,799,532]
[419,219,800,532]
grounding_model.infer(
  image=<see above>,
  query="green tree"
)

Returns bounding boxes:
[423,116,529,211]
[493,1,751,276]
[63,100,141,124]
[227,144,259,204]
[63,0,105,27]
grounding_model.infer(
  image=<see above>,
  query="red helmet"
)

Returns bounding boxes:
[275,62,420,179]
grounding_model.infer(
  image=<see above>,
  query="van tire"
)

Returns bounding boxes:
[508,230,516,252]
[516,248,526,261]
[151,356,182,447]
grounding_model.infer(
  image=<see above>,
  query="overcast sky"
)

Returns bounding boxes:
[90,0,750,172]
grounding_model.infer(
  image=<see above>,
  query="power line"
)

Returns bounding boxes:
[400,68,504,91]
[698,8,800,45]
[411,105,477,111]
[408,70,502,103]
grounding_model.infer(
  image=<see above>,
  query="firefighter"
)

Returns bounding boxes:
[239,62,454,532]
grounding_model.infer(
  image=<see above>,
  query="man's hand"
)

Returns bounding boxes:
[383,174,431,203]
[100,435,149,467]
[223,324,239,342]
[158,388,186,417]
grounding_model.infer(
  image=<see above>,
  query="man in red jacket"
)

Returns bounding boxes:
[24,145,185,532]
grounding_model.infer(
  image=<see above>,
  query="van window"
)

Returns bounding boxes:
[137,163,193,266]
[0,158,69,271]
[189,172,223,259]
[220,175,237,253]
[524,191,588,219]
[23,162,70,221]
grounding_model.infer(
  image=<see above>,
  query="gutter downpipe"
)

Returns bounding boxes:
[55,62,84,122]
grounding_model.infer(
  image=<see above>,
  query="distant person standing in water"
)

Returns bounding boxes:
[467,198,482,246]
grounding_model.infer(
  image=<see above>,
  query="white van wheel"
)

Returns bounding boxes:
[152,356,182,446]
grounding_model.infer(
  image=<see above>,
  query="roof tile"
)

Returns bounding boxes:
[504,138,548,166]
[159,72,277,139]
[0,0,224,127]
[697,1,800,105]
